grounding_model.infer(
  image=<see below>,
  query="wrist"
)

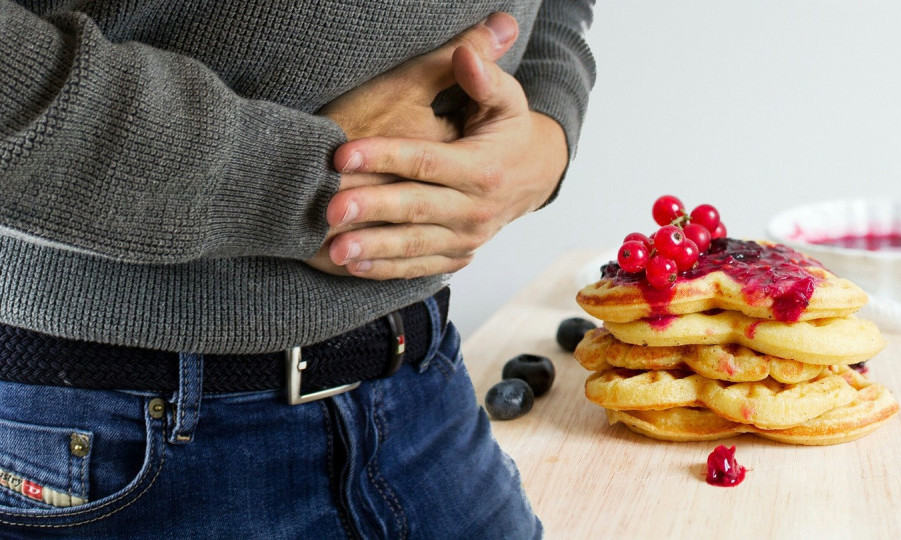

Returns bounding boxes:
[529,111,569,208]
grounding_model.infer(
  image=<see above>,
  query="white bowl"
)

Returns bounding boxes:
[767,199,901,332]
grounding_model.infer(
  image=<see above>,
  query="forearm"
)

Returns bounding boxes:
[0,2,343,264]
[515,0,597,163]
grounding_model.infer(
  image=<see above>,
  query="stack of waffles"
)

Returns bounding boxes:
[574,239,899,445]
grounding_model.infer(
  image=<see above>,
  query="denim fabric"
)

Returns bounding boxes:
[0,305,541,538]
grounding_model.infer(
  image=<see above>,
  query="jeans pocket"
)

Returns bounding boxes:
[0,418,92,510]
[0,387,166,529]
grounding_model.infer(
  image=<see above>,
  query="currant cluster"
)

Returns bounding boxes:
[616,195,726,290]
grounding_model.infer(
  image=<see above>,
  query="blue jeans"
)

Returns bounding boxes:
[0,301,541,538]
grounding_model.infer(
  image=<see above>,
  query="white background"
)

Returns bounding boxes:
[448,1,901,338]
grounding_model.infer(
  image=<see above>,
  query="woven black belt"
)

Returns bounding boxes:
[0,288,449,404]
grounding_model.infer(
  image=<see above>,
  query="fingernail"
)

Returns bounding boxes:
[484,14,516,46]
[340,201,359,225]
[342,151,363,172]
[341,241,361,263]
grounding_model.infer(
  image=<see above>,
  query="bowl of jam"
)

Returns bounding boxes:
[768,199,901,331]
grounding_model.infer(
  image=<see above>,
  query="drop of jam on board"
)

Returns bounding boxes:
[602,238,824,322]
[705,444,747,487]
[809,232,901,251]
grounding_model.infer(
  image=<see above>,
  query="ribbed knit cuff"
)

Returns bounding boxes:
[208,104,346,261]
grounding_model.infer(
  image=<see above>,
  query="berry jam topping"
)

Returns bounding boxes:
[604,238,823,322]
[850,361,869,375]
[705,445,747,487]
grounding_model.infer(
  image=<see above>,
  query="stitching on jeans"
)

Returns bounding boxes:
[366,382,408,539]
[0,401,166,527]
[321,400,355,538]
[177,357,187,438]
[175,355,201,442]
[80,442,88,500]
[433,355,451,378]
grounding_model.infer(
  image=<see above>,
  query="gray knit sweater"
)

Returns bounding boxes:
[0,0,595,354]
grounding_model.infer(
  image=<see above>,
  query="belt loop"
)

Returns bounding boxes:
[169,352,204,445]
[417,294,444,373]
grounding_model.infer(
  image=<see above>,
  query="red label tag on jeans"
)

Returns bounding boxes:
[23,480,43,500]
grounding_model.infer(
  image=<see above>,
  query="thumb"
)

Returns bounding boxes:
[402,12,519,101]
[452,44,527,116]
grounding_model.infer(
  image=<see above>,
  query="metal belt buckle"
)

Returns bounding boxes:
[285,347,360,405]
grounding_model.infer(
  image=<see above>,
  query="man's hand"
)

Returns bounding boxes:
[324,45,569,280]
[303,13,520,275]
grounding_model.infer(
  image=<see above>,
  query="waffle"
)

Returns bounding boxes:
[605,372,899,445]
[585,363,858,429]
[603,311,886,366]
[575,327,824,383]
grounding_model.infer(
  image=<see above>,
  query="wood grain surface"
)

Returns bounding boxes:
[464,249,901,540]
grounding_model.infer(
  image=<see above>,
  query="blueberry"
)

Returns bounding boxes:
[556,317,596,352]
[502,354,555,397]
[485,379,534,420]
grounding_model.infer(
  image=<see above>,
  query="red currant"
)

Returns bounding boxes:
[646,256,678,290]
[689,204,720,232]
[683,223,711,252]
[652,195,685,226]
[623,232,652,250]
[652,225,685,259]
[712,221,727,239]
[617,240,650,273]
[673,239,699,271]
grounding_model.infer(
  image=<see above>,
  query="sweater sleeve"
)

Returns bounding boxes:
[0,2,344,264]
[515,0,597,203]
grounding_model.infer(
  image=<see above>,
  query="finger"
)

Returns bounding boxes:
[328,223,469,266]
[326,180,472,228]
[403,12,519,99]
[334,136,483,193]
[345,254,475,281]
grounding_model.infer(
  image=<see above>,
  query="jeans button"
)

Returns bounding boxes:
[149,398,166,419]
[70,432,91,457]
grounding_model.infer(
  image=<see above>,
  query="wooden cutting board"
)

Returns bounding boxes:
[465,249,901,540]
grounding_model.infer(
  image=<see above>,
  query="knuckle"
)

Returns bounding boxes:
[403,231,428,258]
[409,146,439,180]
[405,197,433,223]
[467,205,496,229]
[473,165,503,194]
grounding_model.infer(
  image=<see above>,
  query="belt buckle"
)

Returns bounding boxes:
[285,347,360,405]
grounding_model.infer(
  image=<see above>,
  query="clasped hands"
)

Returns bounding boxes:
[307,13,567,280]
